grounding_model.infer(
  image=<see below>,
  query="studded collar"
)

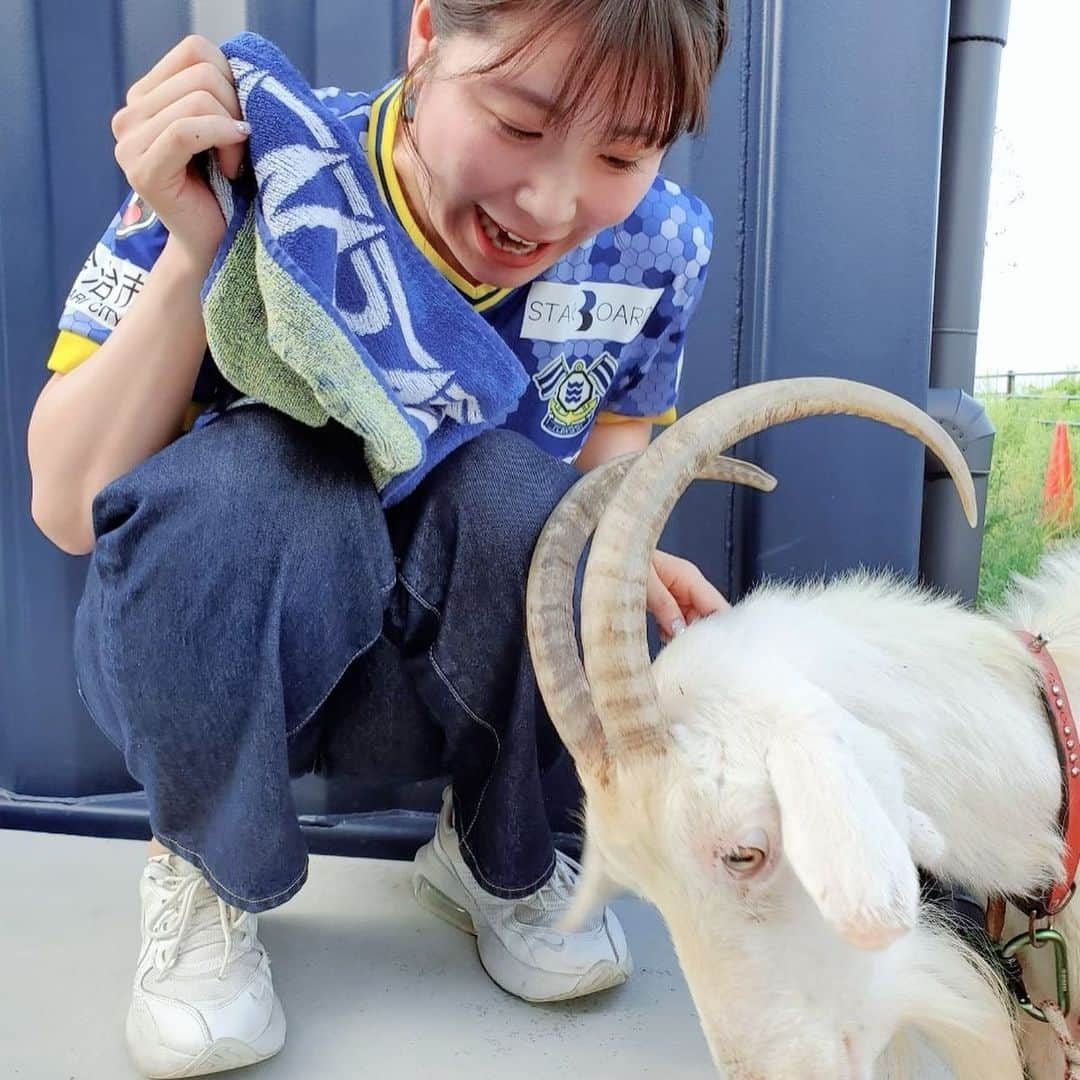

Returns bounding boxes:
[1017,631,1080,920]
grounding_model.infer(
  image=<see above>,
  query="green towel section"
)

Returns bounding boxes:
[203,211,423,492]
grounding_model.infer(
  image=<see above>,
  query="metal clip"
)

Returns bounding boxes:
[1000,927,1071,1022]
[1029,908,1052,949]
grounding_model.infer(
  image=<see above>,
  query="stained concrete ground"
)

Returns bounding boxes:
[1,829,956,1079]
[2,828,717,1079]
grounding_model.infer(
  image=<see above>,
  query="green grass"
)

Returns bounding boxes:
[977,379,1080,607]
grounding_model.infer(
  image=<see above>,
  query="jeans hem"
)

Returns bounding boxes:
[455,829,556,900]
[153,830,309,914]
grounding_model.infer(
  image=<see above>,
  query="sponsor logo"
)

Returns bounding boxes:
[115,194,159,238]
[521,282,663,344]
[65,243,148,328]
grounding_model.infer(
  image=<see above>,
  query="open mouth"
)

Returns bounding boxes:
[476,206,541,255]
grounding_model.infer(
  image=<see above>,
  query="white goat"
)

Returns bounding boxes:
[527,378,1080,1079]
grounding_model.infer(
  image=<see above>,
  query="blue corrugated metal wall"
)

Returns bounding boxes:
[1,1,951,846]
[670,2,950,588]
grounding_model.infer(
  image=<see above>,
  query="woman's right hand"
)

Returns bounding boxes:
[111,35,251,268]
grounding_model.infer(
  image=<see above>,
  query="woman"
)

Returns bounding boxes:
[27,1,729,1075]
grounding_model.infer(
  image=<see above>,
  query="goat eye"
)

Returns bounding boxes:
[722,846,767,874]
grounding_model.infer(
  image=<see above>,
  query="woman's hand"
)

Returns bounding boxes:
[648,550,729,642]
[111,35,250,268]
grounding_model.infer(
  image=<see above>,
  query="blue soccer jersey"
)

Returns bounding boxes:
[49,79,713,462]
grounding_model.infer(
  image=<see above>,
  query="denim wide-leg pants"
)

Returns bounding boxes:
[73,404,579,913]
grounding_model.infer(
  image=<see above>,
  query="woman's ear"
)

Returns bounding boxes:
[407,0,437,70]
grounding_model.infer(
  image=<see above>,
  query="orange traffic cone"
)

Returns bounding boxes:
[1042,420,1074,525]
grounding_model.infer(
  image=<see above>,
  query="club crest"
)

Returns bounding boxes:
[532,351,618,438]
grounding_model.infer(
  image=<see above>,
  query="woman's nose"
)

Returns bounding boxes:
[514,169,578,238]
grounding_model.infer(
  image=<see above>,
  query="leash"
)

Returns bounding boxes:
[1042,999,1080,1080]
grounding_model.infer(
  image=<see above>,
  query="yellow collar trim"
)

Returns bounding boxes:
[366,82,510,313]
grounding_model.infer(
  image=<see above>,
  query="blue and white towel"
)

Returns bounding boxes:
[201,33,528,505]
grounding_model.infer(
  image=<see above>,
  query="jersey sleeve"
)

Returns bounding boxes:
[596,198,713,428]
[45,80,374,378]
[46,190,168,373]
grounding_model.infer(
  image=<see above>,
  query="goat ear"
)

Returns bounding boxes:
[558,837,618,932]
[766,716,920,950]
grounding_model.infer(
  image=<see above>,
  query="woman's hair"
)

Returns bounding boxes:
[405,0,729,148]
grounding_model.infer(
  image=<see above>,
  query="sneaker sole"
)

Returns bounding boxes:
[125,993,286,1079]
[413,845,632,1004]
[478,948,631,1004]
[414,871,478,936]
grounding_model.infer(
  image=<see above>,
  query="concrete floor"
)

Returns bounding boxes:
[0,829,717,1079]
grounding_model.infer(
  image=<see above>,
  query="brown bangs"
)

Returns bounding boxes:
[460,0,726,148]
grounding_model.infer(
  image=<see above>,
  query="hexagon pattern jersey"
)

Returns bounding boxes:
[48,79,713,463]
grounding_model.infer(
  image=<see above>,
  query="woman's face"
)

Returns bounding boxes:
[396,5,666,289]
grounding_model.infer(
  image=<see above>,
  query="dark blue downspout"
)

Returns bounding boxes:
[920,0,1011,601]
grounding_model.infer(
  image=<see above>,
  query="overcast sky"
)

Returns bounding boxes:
[977,3,1079,375]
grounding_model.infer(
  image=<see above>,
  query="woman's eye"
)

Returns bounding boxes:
[497,120,541,142]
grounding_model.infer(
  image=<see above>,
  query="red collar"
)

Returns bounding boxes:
[1017,631,1080,919]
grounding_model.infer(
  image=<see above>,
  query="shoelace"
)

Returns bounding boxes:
[148,871,252,979]
[516,851,597,928]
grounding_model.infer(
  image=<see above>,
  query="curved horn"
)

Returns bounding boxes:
[580,377,978,761]
[527,454,777,779]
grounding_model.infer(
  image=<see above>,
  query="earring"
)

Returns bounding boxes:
[403,88,417,122]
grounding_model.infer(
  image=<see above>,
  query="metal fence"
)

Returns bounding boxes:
[975,369,1080,399]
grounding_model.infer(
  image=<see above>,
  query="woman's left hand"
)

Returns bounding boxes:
[648,550,729,643]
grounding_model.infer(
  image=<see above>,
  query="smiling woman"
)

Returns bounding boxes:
[26,1,731,1074]
[394,0,726,289]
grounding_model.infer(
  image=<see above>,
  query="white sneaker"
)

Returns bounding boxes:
[125,853,286,1078]
[412,788,632,1002]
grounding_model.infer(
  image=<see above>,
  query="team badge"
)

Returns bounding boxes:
[532,351,618,439]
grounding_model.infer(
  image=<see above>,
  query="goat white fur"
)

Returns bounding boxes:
[528,380,1080,1079]
[634,546,1079,1077]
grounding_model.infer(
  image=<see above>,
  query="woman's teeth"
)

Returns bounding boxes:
[478,207,539,254]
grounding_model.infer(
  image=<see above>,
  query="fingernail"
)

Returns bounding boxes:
[236,120,251,135]
[671,618,687,636]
